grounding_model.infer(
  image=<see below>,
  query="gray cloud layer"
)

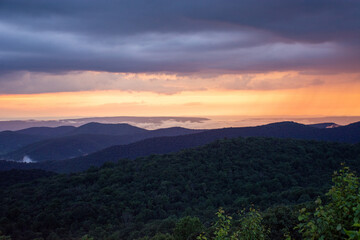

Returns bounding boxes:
[1,0,359,40]
[0,0,359,90]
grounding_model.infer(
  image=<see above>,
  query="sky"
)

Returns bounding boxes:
[0,0,359,119]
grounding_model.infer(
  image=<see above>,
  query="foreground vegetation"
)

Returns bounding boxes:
[0,137,359,239]
[192,165,360,240]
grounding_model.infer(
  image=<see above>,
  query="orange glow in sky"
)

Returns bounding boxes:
[1,1,359,122]
[1,80,359,119]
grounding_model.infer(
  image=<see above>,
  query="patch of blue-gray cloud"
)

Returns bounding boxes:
[0,0,359,93]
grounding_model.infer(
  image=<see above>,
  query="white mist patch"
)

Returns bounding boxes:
[22,155,36,163]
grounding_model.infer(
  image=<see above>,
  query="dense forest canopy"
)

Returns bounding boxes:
[0,137,359,239]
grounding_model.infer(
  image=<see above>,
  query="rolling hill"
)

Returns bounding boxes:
[3,125,202,162]
[16,125,76,137]
[4,134,131,161]
[0,131,45,155]
[0,121,359,173]
[66,122,149,136]
[15,122,148,137]
[0,116,209,131]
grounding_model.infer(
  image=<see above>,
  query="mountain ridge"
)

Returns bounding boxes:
[2,124,203,162]
[0,121,359,173]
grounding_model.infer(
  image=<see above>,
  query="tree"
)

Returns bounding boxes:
[151,233,175,240]
[174,216,203,240]
[197,207,268,240]
[0,231,11,240]
[236,208,268,240]
[80,235,94,240]
[297,166,360,239]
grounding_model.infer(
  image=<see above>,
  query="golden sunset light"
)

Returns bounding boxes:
[1,80,359,119]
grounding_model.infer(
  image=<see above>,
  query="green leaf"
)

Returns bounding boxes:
[336,224,342,231]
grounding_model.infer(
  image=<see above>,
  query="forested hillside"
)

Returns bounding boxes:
[0,137,359,240]
[1,124,202,162]
[1,121,360,173]
[0,131,45,154]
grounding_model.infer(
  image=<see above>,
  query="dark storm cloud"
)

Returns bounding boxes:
[1,0,358,40]
[0,0,359,75]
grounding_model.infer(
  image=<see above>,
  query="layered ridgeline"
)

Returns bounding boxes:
[0,121,359,173]
[0,137,359,240]
[0,131,45,155]
[0,116,209,131]
[0,122,203,162]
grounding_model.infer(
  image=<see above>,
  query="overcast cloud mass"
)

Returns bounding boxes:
[0,0,359,93]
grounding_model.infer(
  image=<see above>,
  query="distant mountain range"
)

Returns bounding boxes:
[0,116,209,131]
[1,123,203,162]
[0,121,359,173]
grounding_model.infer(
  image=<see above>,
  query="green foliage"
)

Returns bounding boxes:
[174,216,203,240]
[137,233,175,240]
[297,166,360,239]
[0,138,359,239]
[47,232,61,240]
[262,205,301,240]
[236,208,268,240]
[198,207,268,240]
[0,231,11,240]
[345,223,360,239]
[80,235,94,240]
[151,233,175,240]
[0,169,55,188]
[212,208,233,240]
